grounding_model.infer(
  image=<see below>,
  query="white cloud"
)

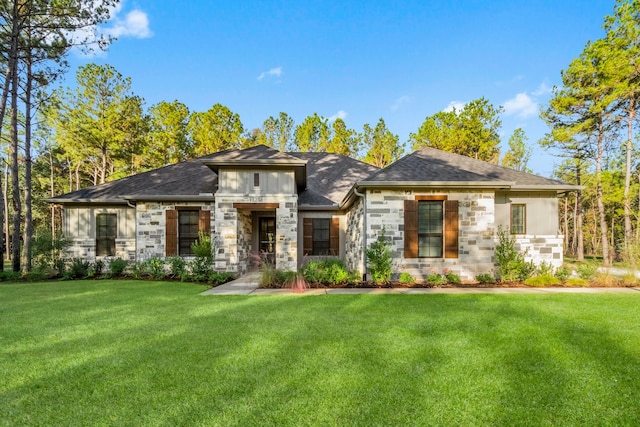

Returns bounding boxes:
[103,3,152,39]
[328,110,348,122]
[532,82,551,96]
[443,101,466,113]
[257,67,282,81]
[504,92,538,118]
[391,95,411,111]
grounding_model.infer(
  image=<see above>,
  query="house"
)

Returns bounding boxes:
[46,145,578,281]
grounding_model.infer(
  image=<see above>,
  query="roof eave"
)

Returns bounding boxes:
[44,198,129,205]
[357,180,516,189]
[510,184,583,192]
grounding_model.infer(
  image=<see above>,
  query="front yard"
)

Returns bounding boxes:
[1,280,639,425]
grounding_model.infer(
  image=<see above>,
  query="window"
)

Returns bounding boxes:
[511,204,526,234]
[418,201,443,258]
[404,198,458,259]
[303,217,339,256]
[312,218,330,255]
[165,208,211,257]
[96,213,117,256]
[253,172,260,187]
[178,210,200,256]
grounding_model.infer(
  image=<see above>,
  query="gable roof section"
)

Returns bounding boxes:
[203,145,308,190]
[290,152,379,207]
[361,147,579,191]
[46,153,221,203]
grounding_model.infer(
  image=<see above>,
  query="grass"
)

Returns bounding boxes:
[2,280,640,425]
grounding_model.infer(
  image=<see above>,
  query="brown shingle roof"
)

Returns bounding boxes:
[363,147,573,189]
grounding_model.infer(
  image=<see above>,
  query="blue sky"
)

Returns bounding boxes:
[66,0,614,177]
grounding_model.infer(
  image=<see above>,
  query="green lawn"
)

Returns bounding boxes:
[1,281,640,426]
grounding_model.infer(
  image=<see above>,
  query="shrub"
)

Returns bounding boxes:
[187,232,215,282]
[167,256,187,280]
[476,273,495,284]
[554,265,571,282]
[208,271,235,286]
[566,277,589,287]
[366,228,393,284]
[621,273,639,286]
[444,271,462,285]
[65,258,90,279]
[592,272,619,287]
[494,227,534,281]
[426,272,447,286]
[302,258,357,286]
[92,259,105,277]
[525,274,561,287]
[145,257,166,280]
[576,262,599,280]
[536,261,555,276]
[399,272,415,285]
[31,230,70,270]
[108,258,128,277]
[0,270,23,281]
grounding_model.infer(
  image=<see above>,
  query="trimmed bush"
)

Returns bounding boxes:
[577,263,599,280]
[476,273,495,284]
[524,274,561,287]
[426,272,447,286]
[399,272,415,285]
[66,258,90,279]
[445,271,462,285]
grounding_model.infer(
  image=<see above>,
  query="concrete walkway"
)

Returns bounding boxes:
[201,272,640,296]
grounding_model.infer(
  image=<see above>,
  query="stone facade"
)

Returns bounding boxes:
[364,189,496,281]
[345,196,365,275]
[214,194,298,273]
[66,238,136,262]
[136,201,215,262]
[514,235,564,268]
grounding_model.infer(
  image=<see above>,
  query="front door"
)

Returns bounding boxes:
[259,217,276,265]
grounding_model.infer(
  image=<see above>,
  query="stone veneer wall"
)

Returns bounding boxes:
[237,210,253,271]
[514,235,564,268]
[345,196,365,274]
[136,201,215,262]
[365,189,496,281]
[66,238,136,262]
[215,194,297,273]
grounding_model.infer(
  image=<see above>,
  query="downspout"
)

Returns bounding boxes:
[353,186,367,281]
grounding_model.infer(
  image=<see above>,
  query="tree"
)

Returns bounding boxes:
[293,113,330,152]
[188,104,244,155]
[146,100,191,166]
[410,97,502,162]
[501,128,532,172]
[362,118,403,168]
[51,63,145,185]
[327,118,360,157]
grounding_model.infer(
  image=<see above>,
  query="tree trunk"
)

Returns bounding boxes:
[575,161,584,262]
[9,0,21,272]
[563,197,569,253]
[23,53,33,273]
[595,120,609,265]
[4,162,9,262]
[624,103,635,250]
[49,149,55,235]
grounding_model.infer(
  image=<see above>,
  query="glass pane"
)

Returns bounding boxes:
[419,235,443,258]
[418,202,442,233]
[179,210,200,256]
[511,205,525,234]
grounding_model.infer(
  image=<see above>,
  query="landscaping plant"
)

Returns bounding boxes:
[366,227,393,284]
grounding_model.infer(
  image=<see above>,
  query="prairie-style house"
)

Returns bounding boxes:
[47,145,577,281]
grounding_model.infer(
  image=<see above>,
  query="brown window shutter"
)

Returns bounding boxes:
[303,218,313,255]
[404,200,418,258]
[199,209,211,234]
[445,200,459,258]
[166,209,178,256]
[330,217,340,256]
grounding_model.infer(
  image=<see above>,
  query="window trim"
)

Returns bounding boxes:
[96,213,117,257]
[510,204,526,235]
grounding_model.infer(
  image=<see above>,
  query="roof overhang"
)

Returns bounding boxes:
[510,184,583,192]
[357,180,516,189]
[44,198,129,205]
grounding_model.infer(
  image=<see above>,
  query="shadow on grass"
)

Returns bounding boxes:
[1,284,640,425]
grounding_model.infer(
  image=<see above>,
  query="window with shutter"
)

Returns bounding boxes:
[404,197,458,259]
